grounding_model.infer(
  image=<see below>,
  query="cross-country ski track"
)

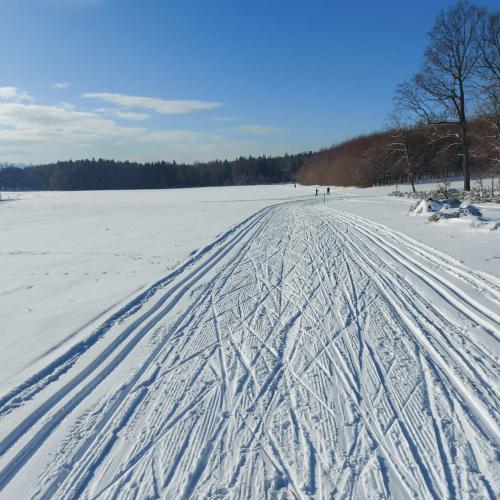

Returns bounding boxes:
[0,198,499,499]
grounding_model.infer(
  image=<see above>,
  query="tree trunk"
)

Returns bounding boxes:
[461,122,471,191]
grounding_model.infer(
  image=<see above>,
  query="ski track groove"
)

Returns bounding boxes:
[0,199,498,499]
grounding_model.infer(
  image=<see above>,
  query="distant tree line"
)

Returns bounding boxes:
[297,118,495,189]
[299,1,499,191]
[0,153,311,191]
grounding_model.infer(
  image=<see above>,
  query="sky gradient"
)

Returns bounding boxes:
[0,0,498,164]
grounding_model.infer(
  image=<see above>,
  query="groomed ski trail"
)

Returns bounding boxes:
[0,200,498,499]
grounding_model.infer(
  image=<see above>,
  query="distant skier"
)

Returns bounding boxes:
[315,188,318,196]
[294,183,296,188]
[327,187,330,195]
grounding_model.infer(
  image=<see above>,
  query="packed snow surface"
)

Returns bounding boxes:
[0,182,499,498]
[0,186,308,389]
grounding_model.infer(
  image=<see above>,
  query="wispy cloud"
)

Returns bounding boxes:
[0,86,287,163]
[52,81,70,89]
[0,102,142,142]
[142,130,203,142]
[238,124,283,135]
[0,87,233,163]
[83,92,222,114]
[95,108,151,121]
[112,110,150,121]
[45,0,104,6]
[211,116,239,122]
[0,86,33,102]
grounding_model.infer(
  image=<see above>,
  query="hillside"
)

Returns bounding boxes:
[297,119,498,188]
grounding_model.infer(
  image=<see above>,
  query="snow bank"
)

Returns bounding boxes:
[323,179,500,276]
[409,197,499,230]
[410,198,461,215]
[410,198,482,218]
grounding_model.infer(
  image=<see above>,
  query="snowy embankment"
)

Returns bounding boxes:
[323,179,500,276]
[0,181,498,498]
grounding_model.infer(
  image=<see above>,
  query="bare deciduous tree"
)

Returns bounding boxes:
[477,11,500,80]
[396,1,487,191]
[383,115,427,193]
[473,11,500,182]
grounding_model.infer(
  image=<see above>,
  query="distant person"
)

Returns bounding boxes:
[315,188,318,196]
[327,187,330,195]
[294,183,296,188]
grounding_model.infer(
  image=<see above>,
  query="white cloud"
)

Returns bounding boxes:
[95,108,151,121]
[0,87,33,102]
[45,0,104,6]
[52,82,70,89]
[83,92,222,114]
[141,130,202,142]
[0,102,143,143]
[0,98,231,163]
[0,87,290,164]
[58,102,77,110]
[112,110,150,121]
[211,116,239,122]
[238,124,283,135]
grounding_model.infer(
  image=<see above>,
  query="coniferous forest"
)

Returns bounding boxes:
[0,153,311,191]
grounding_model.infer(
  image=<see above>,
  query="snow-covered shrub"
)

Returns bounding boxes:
[427,204,482,222]
[410,198,461,216]
[410,198,484,223]
[390,180,500,203]
[388,190,428,199]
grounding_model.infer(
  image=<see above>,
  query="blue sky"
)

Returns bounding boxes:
[0,0,498,164]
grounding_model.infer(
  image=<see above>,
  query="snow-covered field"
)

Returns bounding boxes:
[0,181,499,498]
[0,185,306,390]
